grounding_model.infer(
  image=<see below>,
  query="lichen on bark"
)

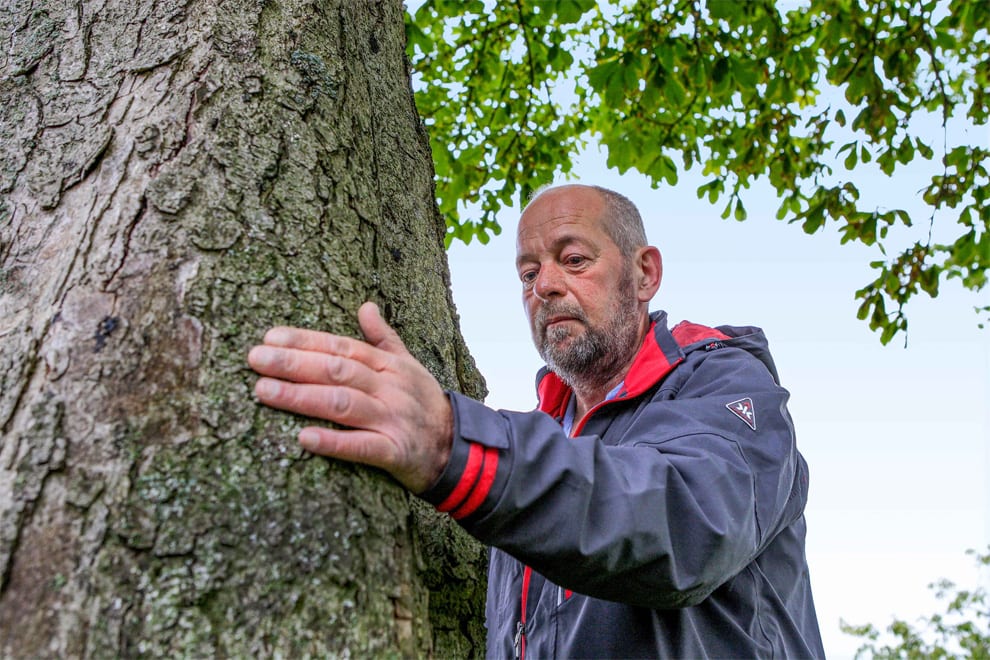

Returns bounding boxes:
[0,0,488,657]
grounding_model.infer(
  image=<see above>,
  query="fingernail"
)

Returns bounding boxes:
[256,379,279,399]
[250,346,273,367]
[265,328,291,346]
[299,429,320,451]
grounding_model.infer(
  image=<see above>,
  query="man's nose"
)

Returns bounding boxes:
[534,264,566,300]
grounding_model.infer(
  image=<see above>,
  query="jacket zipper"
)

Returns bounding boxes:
[516,398,613,660]
[514,566,532,660]
[516,403,597,660]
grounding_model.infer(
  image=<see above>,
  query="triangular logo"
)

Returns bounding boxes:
[726,397,756,431]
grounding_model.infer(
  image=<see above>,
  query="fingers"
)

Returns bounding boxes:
[298,426,396,471]
[358,301,410,356]
[254,378,388,428]
[248,344,377,391]
[262,325,394,373]
[298,426,435,494]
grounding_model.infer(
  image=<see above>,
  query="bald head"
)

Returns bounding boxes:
[524,184,648,257]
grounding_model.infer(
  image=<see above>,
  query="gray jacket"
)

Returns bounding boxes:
[423,311,825,658]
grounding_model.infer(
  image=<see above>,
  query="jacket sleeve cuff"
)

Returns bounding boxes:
[419,391,509,521]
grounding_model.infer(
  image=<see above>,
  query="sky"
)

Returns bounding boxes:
[444,147,989,657]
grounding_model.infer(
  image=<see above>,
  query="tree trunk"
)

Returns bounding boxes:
[0,0,487,656]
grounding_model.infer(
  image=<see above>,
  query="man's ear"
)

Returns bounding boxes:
[635,246,662,303]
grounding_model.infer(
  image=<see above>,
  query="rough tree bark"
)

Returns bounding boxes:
[0,0,488,657]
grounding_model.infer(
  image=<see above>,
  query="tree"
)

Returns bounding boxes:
[840,548,990,659]
[0,0,486,657]
[407,0,990,344]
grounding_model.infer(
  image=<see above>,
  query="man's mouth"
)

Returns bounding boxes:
[546,315,576,327]
[535,304,586,338]
[541,313,584,337]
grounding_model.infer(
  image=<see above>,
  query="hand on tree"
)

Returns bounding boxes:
[247,301,454,494]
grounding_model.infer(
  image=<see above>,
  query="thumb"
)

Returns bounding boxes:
[358,301,408,355]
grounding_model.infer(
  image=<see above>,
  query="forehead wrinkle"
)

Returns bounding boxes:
[515,230,596,268]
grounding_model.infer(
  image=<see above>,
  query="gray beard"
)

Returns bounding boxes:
[535,277,642,391]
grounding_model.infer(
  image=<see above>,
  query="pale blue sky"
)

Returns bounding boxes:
[445,147,989,658]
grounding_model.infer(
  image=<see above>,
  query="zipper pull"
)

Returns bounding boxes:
[513,620,525,660]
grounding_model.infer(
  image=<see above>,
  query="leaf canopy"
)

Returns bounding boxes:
[406,0,990,343]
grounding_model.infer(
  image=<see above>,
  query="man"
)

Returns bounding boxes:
[248,184,825,658]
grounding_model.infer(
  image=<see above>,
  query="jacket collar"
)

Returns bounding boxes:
[536,311,730,417]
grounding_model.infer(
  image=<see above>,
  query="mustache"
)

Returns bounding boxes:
[534,303,587,333]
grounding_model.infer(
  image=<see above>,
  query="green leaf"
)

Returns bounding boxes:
[879,322,898,345]
[734,199,747,221]
[556,0,594,24]
[712,57,729,84]
[732,60,760,88]
[708,0,743,21]
[844,147,858,170]
[664,75,687,107]
[587,59,619,92]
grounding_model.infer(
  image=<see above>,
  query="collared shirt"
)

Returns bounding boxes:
[561,380,625,436]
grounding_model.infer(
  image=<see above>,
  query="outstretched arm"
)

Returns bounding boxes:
[247,301,453,494]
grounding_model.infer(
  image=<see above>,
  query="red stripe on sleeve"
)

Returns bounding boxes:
[451,447,499,520]
[436,443,484,513]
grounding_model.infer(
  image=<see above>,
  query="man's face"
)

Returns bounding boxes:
[515,187,645,388]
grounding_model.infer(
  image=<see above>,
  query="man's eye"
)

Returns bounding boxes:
[564,255,585,266]
[520,270,537,285]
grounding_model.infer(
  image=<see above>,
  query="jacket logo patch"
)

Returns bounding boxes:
[726,397,756,431]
